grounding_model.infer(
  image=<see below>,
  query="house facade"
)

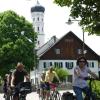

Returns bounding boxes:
[31,31,100,84]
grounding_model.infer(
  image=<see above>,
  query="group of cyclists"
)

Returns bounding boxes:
[3,62,60,100]
[39,67,60,100]
[3,62,30,100]
[2,56,100,100]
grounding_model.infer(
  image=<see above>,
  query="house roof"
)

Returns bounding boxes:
[37,31,100,60]
[37,36,58,57]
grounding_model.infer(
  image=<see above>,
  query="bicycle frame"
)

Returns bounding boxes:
[49,83,61,100]
[84,77,100,100]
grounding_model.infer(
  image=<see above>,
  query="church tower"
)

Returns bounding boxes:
[31,1,45,49]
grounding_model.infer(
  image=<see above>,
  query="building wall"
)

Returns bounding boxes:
[30,59,99,84]
[39,60,99,74]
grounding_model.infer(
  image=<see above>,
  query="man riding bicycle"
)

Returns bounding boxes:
[44,67,60,100]
[11,62,30,100]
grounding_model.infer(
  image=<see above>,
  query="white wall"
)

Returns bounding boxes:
[30,59,99,84]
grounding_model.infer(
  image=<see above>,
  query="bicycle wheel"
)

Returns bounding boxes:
[56,92,61,100]
[49,91,54,100]
[54,91,61,100]
[4,93,10,100]
[19,95,26,100]
[50,91,61,100]
[39,89,46,100]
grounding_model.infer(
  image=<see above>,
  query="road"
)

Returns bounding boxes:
[0,90,75,100]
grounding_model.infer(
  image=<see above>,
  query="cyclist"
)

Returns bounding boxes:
[44,67,60,100]
[39,72,46,98]
[11,62,30,100]
[73,56,99,100]
[3,74,9,98]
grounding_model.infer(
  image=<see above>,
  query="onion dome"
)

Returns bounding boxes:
[31,1,45,13]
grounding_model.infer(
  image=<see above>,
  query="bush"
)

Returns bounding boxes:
[53,68,69,83]
[92,80,100,98]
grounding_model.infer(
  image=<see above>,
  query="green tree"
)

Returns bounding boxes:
[53,68,69,82]
[54,0,100,35]
[0,10,37,77]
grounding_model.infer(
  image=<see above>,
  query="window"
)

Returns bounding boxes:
[55,49,60,54]
[59,62,63,68]
[65,62,73,69]
[42,27,43,32]
[92,62,94,68]
[88,62,94,68]
[43,62,46,68]
[50,62,52,66]
[37,17,39,21]
[77,49,82,54]
[54,62,63,68]
[54,62,58,68]
[37,27,39,31]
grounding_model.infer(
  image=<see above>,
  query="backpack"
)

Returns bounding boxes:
[61,92,74,100]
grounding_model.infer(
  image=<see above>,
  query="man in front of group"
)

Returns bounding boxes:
[45,67,60,100]
[12,62,29,100]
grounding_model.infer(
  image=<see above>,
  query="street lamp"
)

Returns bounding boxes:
[66,18,85,56]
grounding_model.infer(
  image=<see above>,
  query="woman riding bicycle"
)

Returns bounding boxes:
[44,67,60,100]
[73,56,99,100]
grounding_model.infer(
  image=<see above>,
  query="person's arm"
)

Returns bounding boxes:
[24,70,30,82]
[54,72,60,82]
[11,73,15,87]
[74,68,84,79]
[25,75,30,82]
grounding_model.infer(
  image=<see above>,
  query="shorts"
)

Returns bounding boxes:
[45,82,50,91]
[40,82,46,90]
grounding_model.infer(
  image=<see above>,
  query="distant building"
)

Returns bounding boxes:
[31,0,45,49]
[31,31,100,84]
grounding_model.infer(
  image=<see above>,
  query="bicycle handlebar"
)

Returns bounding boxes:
[84,77,100,81]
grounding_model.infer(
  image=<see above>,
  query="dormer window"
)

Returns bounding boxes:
[55,48,60,54]
[77,49,82,54]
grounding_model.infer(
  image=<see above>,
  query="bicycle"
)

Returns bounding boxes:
[39,86,47,100]
[3,86,13,100]
[49,83,61,100]
[19,82,32,100]
[84,77,100,100]
[17,82,32,100]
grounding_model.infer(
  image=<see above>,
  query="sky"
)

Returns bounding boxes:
[0,0,100,55]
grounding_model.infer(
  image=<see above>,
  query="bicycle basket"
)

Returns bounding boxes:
[19,82,32,94]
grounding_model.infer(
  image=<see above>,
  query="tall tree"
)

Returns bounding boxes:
[54,0,100,35]
[0,10,37,77]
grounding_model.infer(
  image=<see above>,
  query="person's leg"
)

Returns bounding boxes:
[82,87,91,100]
[73,86,83,100]
[13,86,19,100]
[45,82,50,100]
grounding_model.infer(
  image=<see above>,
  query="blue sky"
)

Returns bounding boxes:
[0,0,100,55]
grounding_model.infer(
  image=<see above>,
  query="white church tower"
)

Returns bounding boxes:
[31,0,45,49]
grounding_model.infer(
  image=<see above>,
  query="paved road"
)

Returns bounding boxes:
[0,90,75,100]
